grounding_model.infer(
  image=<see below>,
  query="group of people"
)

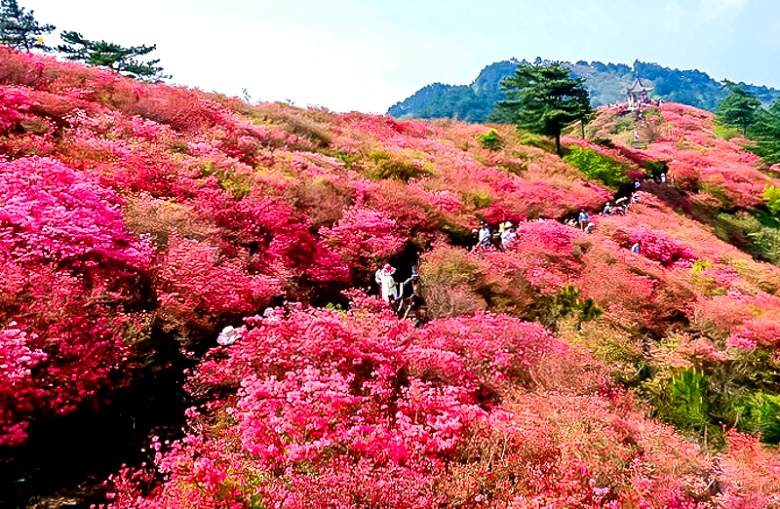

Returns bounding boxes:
[471,220,518,251]
[563,188,648,235]
[374,263,425,321]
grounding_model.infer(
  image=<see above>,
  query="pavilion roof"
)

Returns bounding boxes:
[627,78,653,93]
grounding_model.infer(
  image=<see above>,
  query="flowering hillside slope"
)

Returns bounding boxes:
[1,46,780,507]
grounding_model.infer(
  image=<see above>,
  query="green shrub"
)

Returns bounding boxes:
[763,184,780,216]
[719,211,780,264]
[418,244,488,319]
[562,146,631,188]
[645,108,664,121]
[465,190,494,208]
[608,115,634,135]
[517,131,554,152]
[476,129,502,150]
[334,150,361,170]
[734,392,780,444]
[644,159,668,178]
[654,369,711,433]
[366,150,431,182]
[714,122,741,140]
[525,285,601,331]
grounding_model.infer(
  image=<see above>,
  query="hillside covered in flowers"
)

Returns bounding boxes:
[1,46,780,508]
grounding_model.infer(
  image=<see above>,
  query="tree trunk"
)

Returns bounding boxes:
[555,132,562,157]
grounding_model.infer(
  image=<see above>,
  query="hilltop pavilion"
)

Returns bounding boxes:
[626,79,653,110]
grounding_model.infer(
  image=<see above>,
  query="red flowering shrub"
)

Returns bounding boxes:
[0,85,32,133]
[155,234,282,333]
[0,323,46,447]
[411,312,573,392]
[107,303,780,508]
[110,301,615,507]
[367,180,450,245]
[0,156,151,271]
[626,225,697,267]
[0,156,155,448]
[194,189,350,287]
[319,206,405,277]
[715,430,780,507]
[0,258,141,448]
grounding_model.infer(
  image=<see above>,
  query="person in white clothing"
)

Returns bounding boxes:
[501,223,516,249]
[379,263,398,305]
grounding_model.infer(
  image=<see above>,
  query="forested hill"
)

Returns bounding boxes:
[388,58,780,122]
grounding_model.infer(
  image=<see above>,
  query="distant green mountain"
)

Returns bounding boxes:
[387,59,780,122]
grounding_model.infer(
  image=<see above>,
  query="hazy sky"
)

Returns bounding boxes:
[21,0,780,113]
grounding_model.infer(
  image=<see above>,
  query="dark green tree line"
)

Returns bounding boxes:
[715,81,780,166]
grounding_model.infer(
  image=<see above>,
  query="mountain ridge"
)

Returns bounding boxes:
[388,58,780,122]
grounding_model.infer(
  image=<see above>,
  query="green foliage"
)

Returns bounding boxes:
[198,160,252,198]
[689,260,728,297]
[717,210,780,265]
[633,61,721,111]
[562,146,630,188]
[655,369,712,433]
[526,284,602,331]
[366,150,431,182]
[716,81,761,136]
[516,131,555,152]
[0,0,54,51]
[465,190,494,208]
[749,100,780,165]
[644,159,668,178]
[496,61,593,156]
[644,108,664,121]
[713,122,741,140]
[334,150,360,169]
[764,184,780,216]
[734,392,780,444]
[56,31,170,81]
[476,128,502,150]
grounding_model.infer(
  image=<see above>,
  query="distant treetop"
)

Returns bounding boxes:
[0,0,55,52]
[56,30,170,82]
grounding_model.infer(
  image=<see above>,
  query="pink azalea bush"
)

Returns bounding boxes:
[627,225,697,267]
[0,156,151,270]
[155,234,282,332]
[110,302,559,508]
[319,206,405,276]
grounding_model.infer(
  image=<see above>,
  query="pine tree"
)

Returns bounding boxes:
[496,61,592,156]
[716,80,761,136]
[0,0,55,52]
[748,100,780,165]
[57,31,170,81]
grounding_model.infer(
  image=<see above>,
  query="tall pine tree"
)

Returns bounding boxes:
[0,0,55,52]
[748,100,780,165]
[57,31,170,81]
[716,80,761,136]
[496,61,592,156]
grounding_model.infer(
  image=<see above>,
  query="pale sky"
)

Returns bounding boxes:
[21,0,780,113]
